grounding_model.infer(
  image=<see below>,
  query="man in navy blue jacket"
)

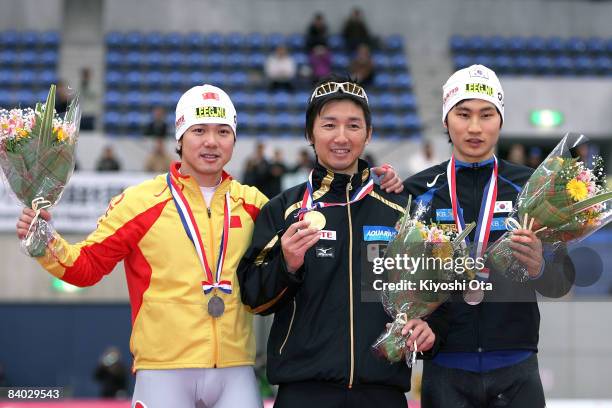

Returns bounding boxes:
[403,65,572,408]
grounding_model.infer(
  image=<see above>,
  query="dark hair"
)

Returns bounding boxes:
[444,99,503,144]
[304,74,372,144]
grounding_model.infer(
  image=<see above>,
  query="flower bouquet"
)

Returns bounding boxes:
[372,197,476,366]
[485,133,612,282]
[0,84,80,256]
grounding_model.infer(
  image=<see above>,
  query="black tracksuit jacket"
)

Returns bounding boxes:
[237,159,427,391]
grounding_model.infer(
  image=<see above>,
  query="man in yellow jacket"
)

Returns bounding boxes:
[16,83,403,408]
[16,84,268,408]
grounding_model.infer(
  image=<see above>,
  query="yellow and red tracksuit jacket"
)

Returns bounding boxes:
[37,162,268,371]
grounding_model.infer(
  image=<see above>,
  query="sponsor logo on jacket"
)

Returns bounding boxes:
[363,226,397,242]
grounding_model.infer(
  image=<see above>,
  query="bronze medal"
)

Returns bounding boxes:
[463,287,484,305]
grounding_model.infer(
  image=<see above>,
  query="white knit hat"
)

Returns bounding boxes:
[174,84,237,140]
[442,64,504,124]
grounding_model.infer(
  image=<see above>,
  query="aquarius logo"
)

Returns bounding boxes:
[363,226,397,242]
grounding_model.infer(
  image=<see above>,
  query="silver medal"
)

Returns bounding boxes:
[207,295,225,318]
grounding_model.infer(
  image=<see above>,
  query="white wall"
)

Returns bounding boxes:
[0,0,63,30]
[103,0,612,40]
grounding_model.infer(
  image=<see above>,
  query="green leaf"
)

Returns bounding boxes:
[31,85,56,150]
[569,191,612,214]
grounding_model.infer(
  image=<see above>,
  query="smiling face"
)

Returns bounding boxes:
[308,99,372,175]
[445,99,502,163]
[178,123,235,186]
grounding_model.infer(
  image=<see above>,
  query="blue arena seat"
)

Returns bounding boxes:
[526,36,546,55]
[39,50,58,67]
[450,35,468,54]
[40,31,60,48]
[185,32,205,50]
[0,30,19,49]
[384,35,404,52]
[226,32,246,50]
[287,33,305,51]
[21,31,40,49]
[126,71,143,88]
[266,33,286,50]
[105,31,124,50]
[144,32,163,50]
[125,31,144,50]
[246,33,265,50]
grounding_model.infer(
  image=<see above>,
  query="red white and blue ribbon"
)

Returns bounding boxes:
[446,155,498,280]
[297,169,374,218]
[167,173,232,294]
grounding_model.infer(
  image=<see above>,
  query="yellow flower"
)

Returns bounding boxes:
[566,178,588,202]
[432,243,453,260]
[15,128,29,140]
[55,128,67,142]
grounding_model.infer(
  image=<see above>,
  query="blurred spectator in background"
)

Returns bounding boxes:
[96,146,122,172]
[507,143,527,165]
[93,346,128,398]
[309,45,332,82]
[283,148,314,189]
[243,142,271,195]
[79,67,98,131]
[407,140,437,175]
[144,139,173,173]
[143,106,168,139]
[56,80,71,114]
[268,148,288,198]
[527,146,543,169]
[349,44,375,86]
[305,12,329,52]
[342,7,373,53]
[291,148,314,173]
[264,45,296,92]
[574,142,600,168]
[363,152,377,167]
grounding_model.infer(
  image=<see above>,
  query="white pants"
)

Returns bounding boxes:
[132,366,262,408]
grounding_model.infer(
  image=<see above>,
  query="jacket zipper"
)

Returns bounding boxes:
[473,167,483,365]
[346,180,355,388]
[205,189,219,367]
[279,299,296,355]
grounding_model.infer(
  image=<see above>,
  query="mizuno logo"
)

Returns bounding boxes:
[426,172,446,188]
[316,246,335,258]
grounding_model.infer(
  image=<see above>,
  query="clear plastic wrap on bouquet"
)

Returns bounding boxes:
[0,84,80,256]
[485,133,612,282]
[372,198,476,366]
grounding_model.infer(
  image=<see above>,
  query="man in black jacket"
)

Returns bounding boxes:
[237,78,437,408]
[404,65,571,408]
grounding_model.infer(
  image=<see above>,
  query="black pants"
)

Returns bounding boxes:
[274,381,407,408]
[421,354,545,408]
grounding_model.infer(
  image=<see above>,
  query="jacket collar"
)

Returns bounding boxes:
[454,156,496,169]
[311,159,371,197]
[169,161,232,191]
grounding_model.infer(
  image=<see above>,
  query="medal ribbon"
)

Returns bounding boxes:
[446,155,498,280]
[297,170,374,218]
[167,173,232,294]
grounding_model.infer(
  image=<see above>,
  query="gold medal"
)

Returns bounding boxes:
[303,210,326,230]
